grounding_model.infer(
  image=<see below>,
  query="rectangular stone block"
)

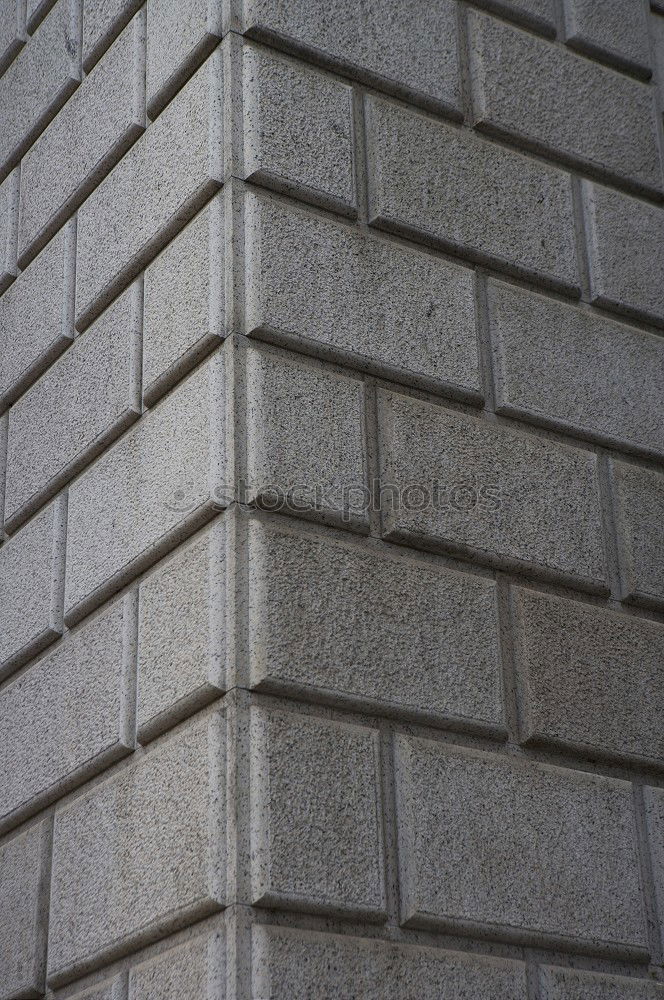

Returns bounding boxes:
[244,192,481,398]
[513,586,664,766]
[0,167,19,293]
[252,925,528,1000]
[469,12,661,195]
[83,0,142,71]
[250,708,386,918]
[0,495,67,680]
[488,279,664,457]
[245,347,367,529]
[68,976,124,1000]
[138,521,226,743]
[377,389,607,590]
[395,737,647,952]
[143,193,224,406]
[27,0,58,32]
[0,0,80,178]
[65,354,227,625]
[0,221,75,411]
[611,460,664,609]
[242,0,460,112]
[470,0,556,34]
[0,0,26,75]
[366,96,578,291]
[0,821,51,1000]
[540,965,664,998]
[242,45,355,214]
[147,0,223,119]
[655,15,664,111]
[247,517,503,731]
[18,10,146,268]
[582,181,664,326]
[5,282,142,530]
[644,787,664,954]
[129,930,225,1000]
[75,49,223,332]
[47,712,226,986]
[0,595,136,831]
[562,0,651,76]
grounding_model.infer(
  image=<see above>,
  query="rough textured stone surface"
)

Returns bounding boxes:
[367,96,578,290]
[247,517,503,729]
[0,821,51,1000]
[252,925,528,999]
[540,965,664,998]
[469,12,661,194]
[47,712,226,986]
[244,192,480,396]
[129,931,225,1000]
[0,0,26,75]
[488,279,664,456]
[146,0,223,118]
[644,787,664,955]
[378,389,607,589]
[5,283,142,528]
[138,521,226,742]
[0,167,19,293]
[67,976,125,1000]
[612,460,664,608]
[242,0,460,111]
[75,49,223,332]
[250,708,385,918]
[243,45,355,213]
[395,737,647,951]
[83,0,142,71]
[513,587,664,765]
[470,0,556,32]
[562,0,651,75]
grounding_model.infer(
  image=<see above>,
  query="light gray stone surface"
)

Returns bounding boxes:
[540,965,664,998]
[146,0,223,118]
[242,45,355,213]
[583,180,664,325]
[250,708,385,918]
[488,278,664,456]
[247,517,503,729]
[562,0,651,75]
[143,193,224,405]
[67,976,125,1000]
[5,283,142,529]
[47,712,226,986]
[244,192,480,396]
[0,496,67,679]
[138,521,226,743]
[65,355,227,625]
[469,11,661,194]
[83,0,142,71]
[395,737,647,951]
[469,0,556,32]
[0,597,135,831]
[0,820,51,1000]
[644,787,664,954]
[242,0,460,111]
[367,96,578,290]
[129,930,225,1000]
[0,0,26,75]
[513,586,664,765]
[377,389,607,589]
[612,460,664,608]
[75,49,223,332]
[0,167,19,293]
[18,11,146,267]
[252,925,528,1000]
[245,347,367,528]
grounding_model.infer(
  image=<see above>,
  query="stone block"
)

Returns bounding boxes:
[612,460,664,609]
[0,166,19,293]
[146,0,223,118]
[128,930,225,1000]
[0,821,51,1000]
[540,965,664,998]
[0,0,27,75]
[644,787,664,954]
[562,0,651,76]
[83,0,142,71]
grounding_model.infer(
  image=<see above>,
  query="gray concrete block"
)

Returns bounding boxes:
[0,0,80,179]
[469,12,661,195]
[242,0,460,112]
[47,711,226,986]
[242,45,355,214]
[0,221,75,412]
[83,0,142,71]
[245,347,367,529]
[377,389,607,590]
[252,925,528,1000]
[469,0,556,34]
[65,354,228,625]
[247,517,503,731]
[5,282,142,530]
[0,820,51,1000]
[0,166,19,294]
[244,192,481,398]
[395,737,647,951]
[250,708,386,918]
[540,965,664,998]
[18,10,146,268]
[67,976,125,1000]
[488,279,664,457]
[0,495,67,680]
[143,193,224,406]
[366,96,578,291]
[0,596,136,832]
[138,520,226,743]
[75,48,223,332]
[644,787,664,954]
[582,180,664,326]
[0,0,27,75]
[513,586,664,765]
[612,460,664,609]
[129,930,225,1000]
[147,0,223,119]
[562,0,651,76]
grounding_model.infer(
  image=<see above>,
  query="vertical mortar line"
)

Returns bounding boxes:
[363,377,382,538]
[645,0,664,182]
[121,586,140,748]
[595,449,625,604]
[455,1,475,127]
[473,267,497,416]
[495,574,523,747]
[551,0,566,40]
[570,175,592,303]
[38,811,55,995]
[378,722,401,926]
[130,274,144,413]
[351,85,369,226]
[633,781,664,966]
[0,410,7,534]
